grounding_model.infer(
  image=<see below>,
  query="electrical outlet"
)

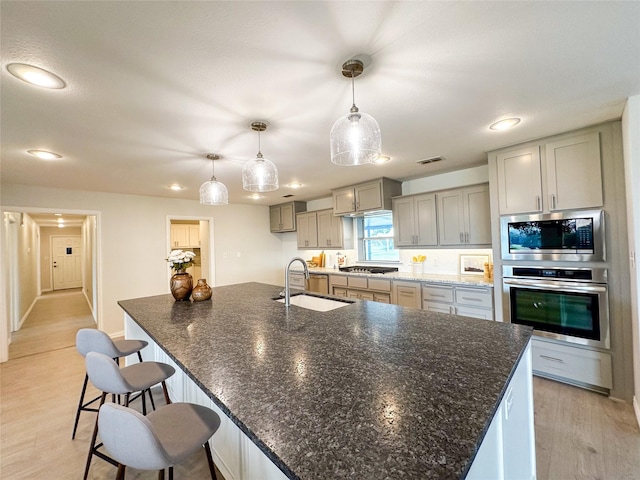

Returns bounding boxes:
[432,258,439,267]
[236,252,241,258]
[223,251,228,259]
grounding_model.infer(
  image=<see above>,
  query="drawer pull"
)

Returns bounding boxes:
[540,355,564,363]
[431,294,446,298]
[461,297,482,302]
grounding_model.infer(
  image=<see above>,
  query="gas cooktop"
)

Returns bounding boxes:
[339,266,399,274]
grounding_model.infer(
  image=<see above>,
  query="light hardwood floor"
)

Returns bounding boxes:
[2,291,640,479]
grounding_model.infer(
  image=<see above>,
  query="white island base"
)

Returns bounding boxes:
[125,314,535,480]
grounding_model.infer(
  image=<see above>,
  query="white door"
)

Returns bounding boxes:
[52,236,82,290]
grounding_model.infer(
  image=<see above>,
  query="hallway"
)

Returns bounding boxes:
[8,289,94,360]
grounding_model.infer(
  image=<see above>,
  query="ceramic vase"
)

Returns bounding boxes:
[192,278,212,302]
[170,270,193,301]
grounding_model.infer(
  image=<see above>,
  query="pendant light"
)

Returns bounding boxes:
[330,59,381,166]
[242,122,279,192]
[199,154,228,205]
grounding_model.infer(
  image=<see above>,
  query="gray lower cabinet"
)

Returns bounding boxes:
[392,280,422,309]
[330,275,391,303]
[531,337,612,390]
[423,283,494,320]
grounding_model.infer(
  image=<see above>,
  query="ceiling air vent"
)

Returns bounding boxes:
[416,156,444,165]
[282,194,294,198]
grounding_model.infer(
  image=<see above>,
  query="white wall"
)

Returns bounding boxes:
[623,95,640,422]
[17,214,39,329]
[1,184,283,340]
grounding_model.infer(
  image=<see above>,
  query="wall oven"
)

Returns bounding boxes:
[503,266,610,349]
[500,209,605,261]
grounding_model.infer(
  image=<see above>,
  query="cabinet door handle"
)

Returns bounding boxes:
[449,306,454,314]
[540,355,564,363]
[459,232,463,243]
[536,196,541,211]
[461,297,482,302]
[465,232,469,243]
[550,194,557,210]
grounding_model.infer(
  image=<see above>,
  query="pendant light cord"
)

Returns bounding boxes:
[351,72,356,109]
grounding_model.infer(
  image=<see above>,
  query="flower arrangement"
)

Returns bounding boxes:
[411,254,426,263]
[166,250,196,272]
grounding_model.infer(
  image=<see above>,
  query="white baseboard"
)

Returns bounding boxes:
[109,330,125,339]
[633,396,640,429]
[17,296,38,330]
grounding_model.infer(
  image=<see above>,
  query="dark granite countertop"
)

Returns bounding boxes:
[119,282,531,480]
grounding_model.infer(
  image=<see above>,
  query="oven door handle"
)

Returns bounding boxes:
[503,278,607,293]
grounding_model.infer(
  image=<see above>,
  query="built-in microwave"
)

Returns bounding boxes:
[500,209,605,262]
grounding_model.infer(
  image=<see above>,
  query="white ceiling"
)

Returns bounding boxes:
[2,1,639,206]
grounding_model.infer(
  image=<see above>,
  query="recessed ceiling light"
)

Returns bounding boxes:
[54,213,62,216]
[489,117,521,131]
[249,194,263,200]
[168,184,184,191]
[287,182,303,189]
[27,150,62,160]
[58,224,65,228]
[57,218,64,223]
[373,155,391,164]
[7,63,66,89]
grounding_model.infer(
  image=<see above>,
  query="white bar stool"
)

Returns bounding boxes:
[99,401,220,480]
[83,351,176,480]
[73,328,148,439]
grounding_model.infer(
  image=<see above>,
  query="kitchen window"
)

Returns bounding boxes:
[358,212,399,262]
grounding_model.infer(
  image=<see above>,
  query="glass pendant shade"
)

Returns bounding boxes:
[200,154,228,205]
[330,109,381,166]
[199,177,228,205]
[242,155,279,192]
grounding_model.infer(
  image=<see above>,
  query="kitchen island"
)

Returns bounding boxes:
[119,282,534,480]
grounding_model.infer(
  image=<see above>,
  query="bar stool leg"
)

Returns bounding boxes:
[116,464,126,480]
[204,442,218,480]
[83,392,107,480]
[71,373,89,439]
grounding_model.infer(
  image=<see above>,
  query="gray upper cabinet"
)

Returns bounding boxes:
[316,209,353,249]
[494,131,603,215]
[392,193,438,247]
[270,201,306,233]
[333,178,402,215]
[299,209,353,250]
[545,132,603,211]
[496,146,543,214]
[393,184,490,248]
[438,185,491,246]
[296,211,318,248]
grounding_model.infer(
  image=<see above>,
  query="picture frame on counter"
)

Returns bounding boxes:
[460,254,490,275]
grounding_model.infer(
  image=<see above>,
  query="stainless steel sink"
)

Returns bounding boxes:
[275,294,353,312]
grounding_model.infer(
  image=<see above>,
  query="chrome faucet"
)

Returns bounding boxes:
[284,256,310,307]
